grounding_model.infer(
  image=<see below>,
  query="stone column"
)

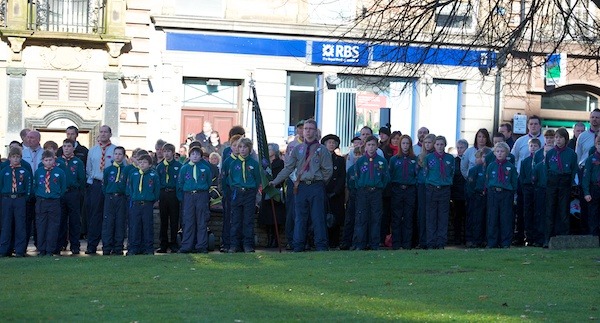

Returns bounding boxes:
[6,67,26,138]
[104,71,121,139]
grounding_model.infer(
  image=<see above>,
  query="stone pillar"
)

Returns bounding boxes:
[6,67,26,138]
[104,72,121,139]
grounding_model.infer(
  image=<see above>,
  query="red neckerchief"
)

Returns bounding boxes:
[554,145,567,172]
[366,151,377,180]
[303,140,318,171]
[434,151,446,179]
[496,159,506,183]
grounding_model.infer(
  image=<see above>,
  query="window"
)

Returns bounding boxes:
[567,0,596,39]
[335,76,415,153]
[38,78,60,100]
[183,79,240,109]
[435,1,477,32]
[287,73,319,129]
[308,0,355,24]
[541,91,598,112]
[28,0,106,33]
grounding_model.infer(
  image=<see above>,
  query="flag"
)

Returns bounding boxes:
[251,82,281,202]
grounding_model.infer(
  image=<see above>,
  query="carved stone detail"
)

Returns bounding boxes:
[40,46,90,70]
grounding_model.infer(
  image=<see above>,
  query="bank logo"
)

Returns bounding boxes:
[311,41,368,67]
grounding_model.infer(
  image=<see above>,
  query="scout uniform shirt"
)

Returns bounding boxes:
[103,161,127,194]
[582,151,600,197]
[519,154,536,185]
[0,164,32,197]
[33,166,67,199]
[156,159,182,190]
[545,146,578,180]
[56,156,86,191]
[466,163,486,196]
[0,159,33,179]
[486,159,518,191]
[227,155,261,189]
[424,152,455,187]
[272,140,333,185]
[389,155,418,185]
[177,159,212,201]
[354,153,390,189]
[127,168,160,202]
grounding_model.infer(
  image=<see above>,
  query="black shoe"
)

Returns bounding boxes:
[178,249,192,254]
[339,244,350,250]
[244,248,255,253]
[227,248,239,253]
[155,248,168,254]
[84,250,97,255]
[285,244,293,251]
[71,250,80,255]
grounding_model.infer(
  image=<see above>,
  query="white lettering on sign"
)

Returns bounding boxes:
[322,44,361,62]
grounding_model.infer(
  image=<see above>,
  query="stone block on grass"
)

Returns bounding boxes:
[548,235,599,249]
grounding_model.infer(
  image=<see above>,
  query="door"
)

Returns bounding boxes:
[180,109,239,145]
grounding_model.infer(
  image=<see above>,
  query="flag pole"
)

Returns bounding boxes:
[249,78,282,253]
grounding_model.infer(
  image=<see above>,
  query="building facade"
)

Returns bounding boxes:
[1,0,598,153]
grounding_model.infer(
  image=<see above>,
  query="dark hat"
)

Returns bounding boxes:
[379,127,391,136]
[296,120,305,127]
[321,134,340,147]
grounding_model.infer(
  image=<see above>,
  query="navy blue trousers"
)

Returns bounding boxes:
[0,196,27,256]
[128,201,154,255]
[466,192,486,246]
[354,188,383,250]
[390,184,416,249]
[159,190,180,250]
[57,189,81,253]
[102,193,127,254]
[293,182,327,252]
[588,185,600,237]
[181,191,209,252]
[35,198,61,255]
[221,187,232,250]
[425,185,450,249]
[545,175,571,245]
[417,183,427,248]
[86,180,105,252]
[284,178,296,247]
[341,188,356,248]
[486,189,514,248]
[230,187,257,251]
[533,186,546,245]
[521,184,540,245]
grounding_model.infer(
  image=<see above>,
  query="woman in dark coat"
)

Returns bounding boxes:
[258,143,285,247]
[322,134,347,248]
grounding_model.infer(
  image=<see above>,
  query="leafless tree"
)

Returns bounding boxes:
[331,0,600,87]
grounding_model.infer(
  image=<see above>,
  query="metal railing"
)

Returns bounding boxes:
[27,0,106,34]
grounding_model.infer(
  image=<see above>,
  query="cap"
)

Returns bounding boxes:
[321,134,340,147]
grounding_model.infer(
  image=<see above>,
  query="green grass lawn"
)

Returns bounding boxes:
[1,248,599,321]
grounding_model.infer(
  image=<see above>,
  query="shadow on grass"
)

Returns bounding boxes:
[0,248,598,321]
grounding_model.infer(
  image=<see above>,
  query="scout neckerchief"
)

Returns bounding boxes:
[113,161,122,182]
[238,154,247,182]
[63,153,73,163]
[45,166,53,193]
[138,168,146,192]
[554,145,566,172]
[163,159,170,183]
[189,161,197,182]
[401,154,409,179]
[496,159,507,183]
[366,151,377,180]
[11,163,21,193]
[99,141,111,172]
[434,151,446,179]
[303,140,318,171]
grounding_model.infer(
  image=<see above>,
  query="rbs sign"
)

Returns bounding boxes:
[311,41,369,67]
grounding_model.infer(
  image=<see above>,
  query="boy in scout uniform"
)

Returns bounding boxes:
[156,143,182,253]
[0,147,32,257]
[102,146,127,256]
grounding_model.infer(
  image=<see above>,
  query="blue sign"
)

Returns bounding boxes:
[310,41,369,67]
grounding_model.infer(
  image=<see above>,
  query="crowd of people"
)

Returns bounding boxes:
[1,112,599,258]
